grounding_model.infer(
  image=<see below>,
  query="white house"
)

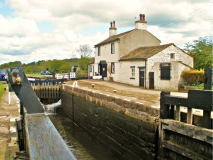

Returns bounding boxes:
[88,14,193,91]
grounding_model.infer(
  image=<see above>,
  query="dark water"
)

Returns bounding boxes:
[49,112,118,160]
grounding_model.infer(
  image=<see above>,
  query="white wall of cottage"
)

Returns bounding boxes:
[146,45,193,89]
[119,61,146,86]
[94,41,120,77]
[154,61,191,91]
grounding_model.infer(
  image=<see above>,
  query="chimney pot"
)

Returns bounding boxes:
[139,14,143,20]
[143,14,145,20]
[113,21,115,27]
[110,22,112,28]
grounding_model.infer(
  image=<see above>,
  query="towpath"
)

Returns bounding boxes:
[77,79,187,97]
[0,90,19,160]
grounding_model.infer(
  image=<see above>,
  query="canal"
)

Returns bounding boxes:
[49,111,118,160]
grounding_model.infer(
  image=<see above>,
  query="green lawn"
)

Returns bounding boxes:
[0,82,7,100]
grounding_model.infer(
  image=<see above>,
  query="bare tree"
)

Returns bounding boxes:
[76,45,94,57]
[70,51,77,59]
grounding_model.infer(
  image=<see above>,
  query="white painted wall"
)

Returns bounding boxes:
[146,45,193,88]
[119,61,146,86]
[94,41,120,77]
[154,61,191,91]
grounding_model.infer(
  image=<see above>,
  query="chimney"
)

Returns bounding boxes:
[135,14,147,30]
[109,21,117,37]
[140,14,143,20]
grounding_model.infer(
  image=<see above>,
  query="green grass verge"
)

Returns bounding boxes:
[180,83,213,90]
[0,82,7,100]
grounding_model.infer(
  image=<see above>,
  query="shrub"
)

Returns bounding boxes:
[181,69,204,85]
[76,70,88,77]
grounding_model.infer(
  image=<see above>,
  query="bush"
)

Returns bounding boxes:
[76,70,88,77]
[181,69,204,85]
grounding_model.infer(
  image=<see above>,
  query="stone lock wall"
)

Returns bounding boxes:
[61,85,159,160]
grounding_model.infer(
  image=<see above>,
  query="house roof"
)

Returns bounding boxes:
[94,30,134,47]
[120,43,174,61]
[88,58,95,64]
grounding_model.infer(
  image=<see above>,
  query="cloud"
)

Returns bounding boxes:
[0,0,212,65]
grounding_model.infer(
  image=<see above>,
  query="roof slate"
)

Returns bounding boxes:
[120,43,174,61]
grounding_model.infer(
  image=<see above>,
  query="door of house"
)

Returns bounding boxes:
[99,61,107,78]
[149,72,154,89]
[139,68,145,87]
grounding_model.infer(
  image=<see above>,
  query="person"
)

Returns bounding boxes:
[0,72,5,79]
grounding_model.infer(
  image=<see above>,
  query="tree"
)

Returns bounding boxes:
[76,44,94,58]
[184,36,213,69]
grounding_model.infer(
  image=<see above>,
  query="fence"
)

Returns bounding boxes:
[55,72,76,80]
[158,67,213,160]
[160,90,213,129]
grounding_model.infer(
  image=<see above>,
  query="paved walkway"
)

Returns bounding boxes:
[80,79,188,97]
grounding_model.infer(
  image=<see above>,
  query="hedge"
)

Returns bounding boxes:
[181,69,204,85]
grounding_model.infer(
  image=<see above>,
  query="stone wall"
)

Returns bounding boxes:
[61,85,159,160]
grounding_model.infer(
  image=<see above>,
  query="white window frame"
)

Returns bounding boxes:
[130,66,135,78]
[111,43,115,54]
[131,68,135,77]
[111,62,115,74]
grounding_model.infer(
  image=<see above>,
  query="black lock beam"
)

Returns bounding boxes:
[8,67,44,113]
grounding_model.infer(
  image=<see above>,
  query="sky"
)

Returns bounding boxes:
[0,0,212,65]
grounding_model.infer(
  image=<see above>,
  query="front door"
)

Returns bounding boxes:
[98,61,107,78]
[139,68,145,87]
[149,72,154,89]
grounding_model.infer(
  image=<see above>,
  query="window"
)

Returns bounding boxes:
[130,66,135,78]
[89,65,92,72]
[160,63,171,80]
[98,46,101,56]
[111,43,115,54]
[111,62,115,74]
[170,53,175,59]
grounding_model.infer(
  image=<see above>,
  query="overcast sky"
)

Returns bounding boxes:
[0,0,212,65]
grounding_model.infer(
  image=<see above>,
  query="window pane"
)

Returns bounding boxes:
[98,46,101,56]
[111,62,115,73]
[161,66,170,80]
[111,43,114,54]
[131,68,135,77]
[170,53,175,59]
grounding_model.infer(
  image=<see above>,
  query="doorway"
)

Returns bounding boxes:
[149,72,154,89]
[139,68,145,87]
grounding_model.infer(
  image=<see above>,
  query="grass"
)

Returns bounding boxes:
[180,83,213,90]
[0,82,7,100]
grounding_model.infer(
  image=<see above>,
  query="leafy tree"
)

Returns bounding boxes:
[78,57,93,71]
[184,36,213,69]
[76,44,94,57]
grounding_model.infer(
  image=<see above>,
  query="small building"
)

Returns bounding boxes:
[89,14,193,91]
